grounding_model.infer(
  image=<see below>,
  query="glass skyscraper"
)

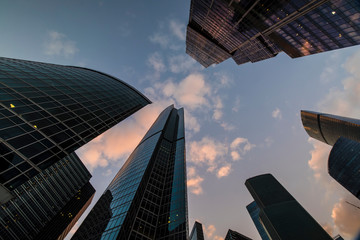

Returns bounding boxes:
[186,0,360,67]
[0,152,95,240]
[72,105,188,240]
[190,221,204,240]
[328,137,360,200]
[0,57,150,201]
[301,110,360,145]
[224,229,252,240]
[246,201,270,240]
[245,174,333,240]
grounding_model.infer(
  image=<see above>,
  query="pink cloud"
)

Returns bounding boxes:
[216,164,231,178]
[332,198,360,238]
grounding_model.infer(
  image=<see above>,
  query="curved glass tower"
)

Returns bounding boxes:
[329,137,360,200]
[72,105,188,240]
[0,57,150,195]
[245,174,332,240]
[301,110,360,145]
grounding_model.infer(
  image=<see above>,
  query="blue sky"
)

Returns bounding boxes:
[1,1,360,239]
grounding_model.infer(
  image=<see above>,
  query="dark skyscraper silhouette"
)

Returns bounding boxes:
[224,229,252,240]
[72,105,188,240]
[301,110,360,145]
[0,57,150,202]
[246,201,270,240]
[0,152,95,240]
[245,174,333,240]
[190,221,204,240]
[186,0,360,67]
[328,137,360,200]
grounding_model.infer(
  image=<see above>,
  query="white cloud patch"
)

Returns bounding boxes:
[187,166,204,195]
[169,20,186,41]
[149,33,170,49]
[44,31,78,57]
[331,198,360,238]
[230,137,255,161]
[147,52,166,78]
[212,96,223,121]
[216,164,231,178]
[272,108,282,120]
[203,224,224,240]
[169,54,199,74]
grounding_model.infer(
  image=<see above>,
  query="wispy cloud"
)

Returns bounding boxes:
[147,52,166,78]
[169,54,199,74]
[272,108,282,120]
[169,20,186,41]
[44,31,78,57]
[230,137,255,161]
[187,166,204,195]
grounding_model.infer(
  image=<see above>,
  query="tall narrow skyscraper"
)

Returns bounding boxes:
[0,57,150,201]
[301,110,360,145]
[224,229,252,240]
[186,0,360,67]
[245,174,332,240]
[0,152,95,240]
[190,221,204,240]
[246,201,270,240]
[72,105,188,240]
[328,137,360,200]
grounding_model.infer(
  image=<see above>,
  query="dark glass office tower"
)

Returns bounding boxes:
[0,57,150,201]
[190,221,204,240]
[186,0,360,67]
[224,229,252,240]
[246,201,270,240]
[0,152,95,240]
[301,110,360,145]
[333,235,344,240]
[328,137,360,200]
[245,174,333,240]
[72,105,188,240]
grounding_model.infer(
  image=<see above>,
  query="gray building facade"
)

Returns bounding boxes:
[72,105,188,240]
[186,0,360,67]
[0,57,150,201]
[245,174,333,240]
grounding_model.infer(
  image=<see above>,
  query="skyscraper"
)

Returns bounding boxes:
[72,105,188,240]
[0,152,95,240]
[0,57,150,201]
[328,137,360,200]
[301,110,360,145]
[186,0,360,67]
[224,229,252,240]
[190,221,204,240]
[245,174,333,240]
[246,201,270,240]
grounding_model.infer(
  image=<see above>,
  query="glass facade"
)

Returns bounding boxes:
[0,152,95,240]
[0,57,150,193]
[245,174,333,240]
[189,221,204,240]
[301,110,360,145]
[328,137,360,200]
[246,201,270,240]
[224,229,252,240]
[186,0,360,67]
[72,105,188,240]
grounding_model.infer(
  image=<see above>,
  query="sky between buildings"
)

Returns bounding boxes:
[1,1,360,239]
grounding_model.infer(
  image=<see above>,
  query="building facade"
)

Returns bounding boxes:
[72,105,188,240]
[0,152,95,240]
[246,201,270,240]
[328,137,360,200]
[190,221,204,240]
[0,57,150,201]
[186,0,360,67]
[245,174,333,240]
[224,229,252,240]
[301,110,360,145]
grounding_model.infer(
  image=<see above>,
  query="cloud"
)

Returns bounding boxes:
[187,166,204,195]
[322,223,334,237]
[272,108,282,119]
[203,224,224,240]
[147,52,166,78]
[44,31,78,57]
[230,137,255,161]
[149,33,170,48]
[169,54,199,74]
[216,164,231,178]
[332,198,360,238]
[212,96,223,121]
[77,103,165,172]
[169,20,186,41]
[232,96,241,112]
[265,137,274,147]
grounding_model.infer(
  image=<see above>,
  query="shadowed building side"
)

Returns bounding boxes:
[0,57,150,202]
[224,229,252,240]
[301,110,360,145]
[190,221,204,240]
[329,137,360,200]
[245,174,333,240]
[246,201,270,240]
[72,105,188,240]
